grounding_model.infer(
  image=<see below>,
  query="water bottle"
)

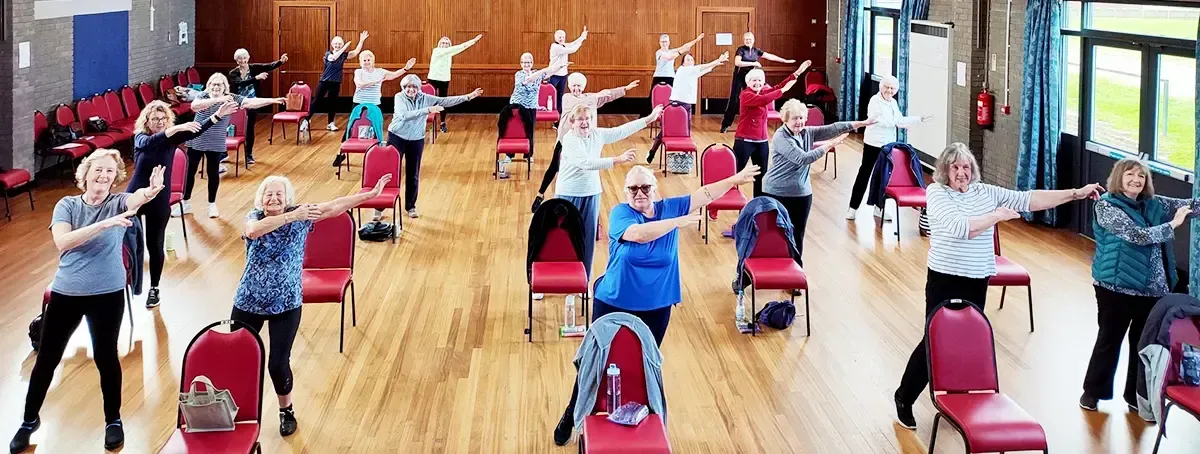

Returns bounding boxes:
[548,98,554,112]
[564,295,576,329]
[165,232,175,252]
[735,289,746,323]
[226,125,235,137]
[606,364,621,413]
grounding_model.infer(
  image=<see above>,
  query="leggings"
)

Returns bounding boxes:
[306,80,342,124]
[244,108,259,160]
[559,194,599,279]
[536,141,564,195]
[231,306,302,396]
[428,79,450,124]
[732,139,770,198]
[764,193,812,267]
[562,298,672,418]
[849,143,883,209]
[896,270,990,405]
[651,76,674,87]
[139,202,171,287]
[548,75,567,116]
[184,149,222,203]
[24,290,125,424]
[382,133,426,211]
[1082,285,1157,404]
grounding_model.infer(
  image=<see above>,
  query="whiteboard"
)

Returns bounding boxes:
[906,21,953,160]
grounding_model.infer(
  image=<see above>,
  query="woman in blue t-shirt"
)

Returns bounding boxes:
[551,163,759,445]
[232,172,391,437]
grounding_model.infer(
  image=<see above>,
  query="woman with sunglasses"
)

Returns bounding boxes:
[552,163,759,446]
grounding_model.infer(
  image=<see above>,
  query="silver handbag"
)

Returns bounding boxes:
[179,375,238,432]
[665,152,694,174]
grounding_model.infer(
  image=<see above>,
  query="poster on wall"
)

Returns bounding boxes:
[178,21,188,44]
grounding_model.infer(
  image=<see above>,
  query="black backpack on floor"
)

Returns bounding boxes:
[358,221,395,242]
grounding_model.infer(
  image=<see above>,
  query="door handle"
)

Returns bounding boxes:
[281,70,288,74]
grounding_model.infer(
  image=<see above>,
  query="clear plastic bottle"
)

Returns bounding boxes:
[606,364,621,413]
[226,125,235,137]
[564,295,576,329]
[165,232,175,252]
[735,289,746,323]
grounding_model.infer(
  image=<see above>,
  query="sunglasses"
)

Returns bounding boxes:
[627,185,653,195]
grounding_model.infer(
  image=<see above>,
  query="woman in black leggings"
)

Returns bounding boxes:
[126,100,236,307]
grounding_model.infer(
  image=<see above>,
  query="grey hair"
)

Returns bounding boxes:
[624,165,658,187]
[879,75,900,89]
[254,176,297,210]
[233,48,250,60]
[567,72,587,87]
[75,148,126,191]
[659,34,670,40]
[358,50,375,61]
[520,52,534,62]
[745,68,765,84]
[400,74,422,88]
[933,143,981,185]
[779,99,807,123]
[566,103,594,124]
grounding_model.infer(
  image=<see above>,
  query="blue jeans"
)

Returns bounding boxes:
[559,194,599,280]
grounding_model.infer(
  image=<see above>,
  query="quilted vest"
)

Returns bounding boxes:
[1091,193,1177,293]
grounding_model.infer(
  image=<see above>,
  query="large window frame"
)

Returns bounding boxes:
[863,3,901,78]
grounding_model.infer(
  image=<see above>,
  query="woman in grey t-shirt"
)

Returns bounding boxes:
[9,149,166,453]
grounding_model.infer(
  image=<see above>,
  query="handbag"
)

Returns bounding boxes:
[285,93,304,111]
[756,301,796,330]
[87,116,109,133]
[665,152,694,174]
[356,125,375,140]
[178,375,239,432]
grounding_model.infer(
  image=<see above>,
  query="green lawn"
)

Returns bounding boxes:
[1090,16,1197,41]
[1066,68,1196,169]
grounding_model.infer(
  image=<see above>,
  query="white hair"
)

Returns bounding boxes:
[879,75,900,89]
[254,176,296,210]
[233,48,250,60]
[624,165,658,187]
[745,68,765,84]
[659,34,670,40]
[400,74,422,88]
[567,72,587,87]
[520,52,533,61]
[933,143,981,186]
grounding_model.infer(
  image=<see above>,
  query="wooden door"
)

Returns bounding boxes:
[273,2,335,100]
[696,8,753,110]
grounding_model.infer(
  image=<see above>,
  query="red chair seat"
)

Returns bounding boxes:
[355,188,400,210]
[582,414,670,454]
[934,393,1048,453]
[707,189,747,211]
[52,142,92,158]
[169,192,183,205]
[662,137,696,152]
[111,119,136,130]
[530,262,588,294]
[100,129,134,142]
[171,104,191,115]
[744,258,808,290]
[79,134,117,149]
[885,186,927,207]
[497,139,530,154]
[767,112,782,121]
[301,269,351,303]
[273,112,306,122]
[158,423,260,454]
[991,256,1031,286]
[225,137,245,149]
[340,138,377,154]
[535,110,560,122]
[0,169,32,189]
[1166,385,1200,410]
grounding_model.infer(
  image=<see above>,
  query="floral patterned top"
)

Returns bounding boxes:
[233,207,313,315]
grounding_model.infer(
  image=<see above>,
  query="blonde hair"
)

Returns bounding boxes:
[779,99,807,123]
[233,48,250,60]
[933,143,981,186]
[566,104,594,124]
[567,72,587,88]
[254,176,297,210]
[1106,158,1154,200]
[205,73,230,95]
[134,100,176,135]
[745,68,765,85]
[359,50,375,62]
[75,149,127,191]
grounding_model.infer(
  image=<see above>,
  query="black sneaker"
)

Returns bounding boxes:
[332,154,347,167]
[9,418,39,454]
[279,406,298,436]
[145,288,160,308]
[439,123,448,134]
[720,126,729,134]
[531,195,544,214]
[1079,394,1098,411]
[894,397,917,429]
[103,421,124,450]
[552,410,573,446]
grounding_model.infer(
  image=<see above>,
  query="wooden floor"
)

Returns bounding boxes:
[1,114,1197,453]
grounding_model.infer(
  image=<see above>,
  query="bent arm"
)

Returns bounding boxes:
[245,212,298,240]
[689,173,747,211]
[52,222,113,252]
[771,133,825,167]
[315,192,376,221]
[927,188,1002,240]
[621,218,682,243]
[1095,201,1175,246]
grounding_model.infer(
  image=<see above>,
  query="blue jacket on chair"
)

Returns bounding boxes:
[866,142,925,209]
[733,197,800,290]
[342,103,385,144]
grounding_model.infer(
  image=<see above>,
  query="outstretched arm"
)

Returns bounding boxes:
[761,52,795,64]
[525,62,569,84]
[690,165,758,210]
[314,175,393,220]
[384,58,417,81]
[241,97,285,109]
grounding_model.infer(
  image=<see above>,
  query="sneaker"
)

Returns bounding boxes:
[172,201,192,218]
[1079,394,1099,411]
[279,406,298,436]
[406,209,419,219]
[845,207,857,220]
[208,204,220,218]
[531,195,544,213]
[498,171,510,180]
[440,123,448,134]
[299,119,310,132]
[552,410,573,446]
[721,230,734,238]
[719,126,729,134]
[326,122,338,131]
[8,418,39,454]
[332,154,347,167]
[1127,402,1154,422]
[894,397,917,430]
[874,206,893,221]
[103,420,124,450]
[220,156,230,163]
[245,157,256,169]
[219,166,229,175]
[145,287,161,308]
[532,293,545,300]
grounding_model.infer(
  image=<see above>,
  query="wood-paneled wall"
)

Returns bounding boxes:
[195,0,826,100]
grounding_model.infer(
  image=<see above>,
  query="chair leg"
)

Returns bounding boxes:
[526,288,533,342]
[1027,285,1035,332]
[750,285,757,337]
[339,297,345,353]
[234,146,240,177]
[803,290,811,336]
[27,188,34,211]
[927,413,941,454]
[583,292,590,330]
[1151,401,1173,454]
[894,202,902,241]
[832,152,838,179]
[3,190,10,221]
[269,121,275,144]
[1000,286,1007,309]
[351,280,357,326]
[178,203,189,242]
[703,214,709,244]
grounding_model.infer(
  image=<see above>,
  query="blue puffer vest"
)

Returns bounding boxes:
[1091,193,1177,293]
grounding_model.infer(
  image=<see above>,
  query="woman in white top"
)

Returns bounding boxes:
[846,75,930,220]
[644,52,730,164]
[548,27,588,124]
[353,51,415,106]
[652,33,704,86]
[891,143,1102,430]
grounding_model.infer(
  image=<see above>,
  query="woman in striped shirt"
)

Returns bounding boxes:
[892,143,1102,430]
[353,51,415,106]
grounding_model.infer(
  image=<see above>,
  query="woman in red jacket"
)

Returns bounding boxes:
[733,61,808,197]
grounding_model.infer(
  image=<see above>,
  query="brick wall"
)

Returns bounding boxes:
[2,0,38,171]
[128,0,195,87]
[32,18,74,116]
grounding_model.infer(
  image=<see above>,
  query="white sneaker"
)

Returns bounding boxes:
[406,209,419,219]
[874,206,894,221]
[172,201,192,217]
[532,293,545,300]
[326,123,338,131]
[208,204,220,218]
[220,156,230,163]
[299,119,309,132]
[219,166,228,175]
[845,208,857,220]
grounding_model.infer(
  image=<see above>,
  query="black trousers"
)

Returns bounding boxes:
[537,141,564,195]
[764,193,812,267]
[733,139,770,198]
[231,306,302,396]
[428,79,450,125]
[1082,285,1156,404]
[720,70,750,130]
[651,76,674,87]
[24,290,125,424]
[244,108,259,160]
[139,202,171,287]
[306,80,341,124]
[386,133,427,211]
[548,75,567,115]
[563,298,673,417]
[849,143,883,209]
[184,149,222,203]
[896,269,991,405]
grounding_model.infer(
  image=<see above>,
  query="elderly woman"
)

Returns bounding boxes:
[529,73,638,207]
[511,53,568,110]
[892,143,1103,429]
[127,99,237,307]
[230,49,288,168]
[182,73,285,219]
[645,52,732,164]
[9,149,166,453]
[652,33,704,86]
[302,31,368,133]
[762,99,872,266]
[377,74,482,220]
[234,173,392,436]
[720,32,796,133]
[548,27,588,124]
[847,75,931,220]
[1080,158,1197,413]
[732,62,808,198]
[427,33,483,132]
[551,163,759,445]
[353,51,415,107]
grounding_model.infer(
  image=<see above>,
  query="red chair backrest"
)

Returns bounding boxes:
[650,83,672,110]
[768,100,778,114]
[591,326,650,413]
[887,146,920,188]
[91,94,118,123]
[34,111,48,141]
[228,108,248,137]
[420,83,436,96]
[501,108,528,139]
[288,82,313,112]
[1166,316,1200,385]
[137,83,157,106]
[303,211,354,270]
[749,211,793,259]
[176,72,188,87]
[187,67,201,85]
[927,302,999,393]
[804,70,826,86]
[158,77,175,100]
[178,321,265,426]
[171,148,187,193]
[55,104,78,128]
[701,144,736,186]
[362,145,401,190]
[537,225,581,262]
[538,82,557,111]
[120,86,142,119]
[103,90,126,120]
[76,99,101,128]
[661,103,691,138]
[806,107,826,126]
[348,115,374,139]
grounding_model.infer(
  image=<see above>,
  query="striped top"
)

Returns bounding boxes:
[185,93,246,152]
[557,118,648,197]
[353,68,386,105]
[926,182,1032,278]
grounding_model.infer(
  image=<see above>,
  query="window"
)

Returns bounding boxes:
[1062,36,1081,135]
[1155,55,1196,169]
[1089,46,1142,152]
[863,0,900,77]
[1088,4,1199,41]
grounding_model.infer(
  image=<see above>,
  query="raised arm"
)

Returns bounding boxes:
[314,175,393,221]
[772,131,836,167]
[526,62,569,84]
[689,164,758,210]
[565,28,588,52]
[740,73,797,108]
[673,34,704,54]
[699,52,731,72]
[383,58,418,81]
[594,83,633,107]
[251,56,287,73]
[808,121,863,142]
[347,31,368,59]
[428,88,482,109]
[443,35,482,58]
[125,166,168,212]
[163,101,236,144]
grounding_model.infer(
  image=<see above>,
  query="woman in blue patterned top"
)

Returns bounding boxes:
[233,172,392,436]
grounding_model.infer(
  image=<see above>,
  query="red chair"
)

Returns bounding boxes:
[170,148,189,241]
[176,72,190,88]
[186,67,201,86]
[158,320,265,454]
[420,83,440,144]
[137,83,159,108]
[742,211,810,336]
[527,205,590,342]
[697,144,747,243]
[56,103,115,151]
[73,100,126,146]
[536,82,560,123]
[657,103,697,176]
[301,212,357,353]
[1151,316,1200,453]
[925,300,1048,454]
[159,77,191,115]
[89,95,134,144]
[806,107,837,179]
[355,145,402,242]
[496,107,532,180]
[580,325,670,453]
[882,146,927,240]
[766,100,781,124]
[337,115,379,179]
[269,82,311,145]
[648,83,672,137]
[225,109,248,176]
[0,168,33,221]
[103,90,136,132]
[119,86,143,120]
[989,225,1034,332]
[34,110,90,178]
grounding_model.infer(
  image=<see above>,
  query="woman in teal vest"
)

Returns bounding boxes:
[1081,158,1196,413]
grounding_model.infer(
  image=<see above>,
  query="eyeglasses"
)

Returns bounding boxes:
[627,185,653,195]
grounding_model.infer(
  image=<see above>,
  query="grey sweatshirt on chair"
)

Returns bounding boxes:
[761,123,856,197]
[572,312,666,429]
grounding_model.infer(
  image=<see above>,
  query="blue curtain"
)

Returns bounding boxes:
[896,0,930,141]
[1190,21,1200,298]
[1014,0,1063,225]
[839,0,865,122]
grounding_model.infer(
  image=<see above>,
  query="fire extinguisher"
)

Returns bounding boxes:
[976,88,994,129]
